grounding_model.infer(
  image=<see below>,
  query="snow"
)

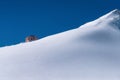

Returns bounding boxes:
[0,9,120,80]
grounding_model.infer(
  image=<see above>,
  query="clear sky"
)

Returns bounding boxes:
[0,0,120,47]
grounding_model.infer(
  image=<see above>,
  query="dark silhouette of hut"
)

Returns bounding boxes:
[25,35,38,42]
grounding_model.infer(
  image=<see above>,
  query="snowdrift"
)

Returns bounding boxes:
[0,9,120,80]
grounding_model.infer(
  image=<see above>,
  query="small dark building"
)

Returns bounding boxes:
[25,35,38,42]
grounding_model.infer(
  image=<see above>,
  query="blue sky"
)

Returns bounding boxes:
[0,0,120,47]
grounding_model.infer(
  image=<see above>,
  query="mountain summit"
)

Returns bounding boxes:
[0,9,120,80]
[110,9,120,15]
[95,9,120,29]
[110,9,120,29]
[103,9,120,18]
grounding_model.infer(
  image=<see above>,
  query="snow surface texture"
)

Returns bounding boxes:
[0,9,120,80]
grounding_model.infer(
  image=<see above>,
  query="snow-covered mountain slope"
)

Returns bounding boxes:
[0,9,120,80]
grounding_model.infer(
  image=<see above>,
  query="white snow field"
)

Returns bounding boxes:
[0,9,120,80]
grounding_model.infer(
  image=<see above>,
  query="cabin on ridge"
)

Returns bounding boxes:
[25,35,38,42]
